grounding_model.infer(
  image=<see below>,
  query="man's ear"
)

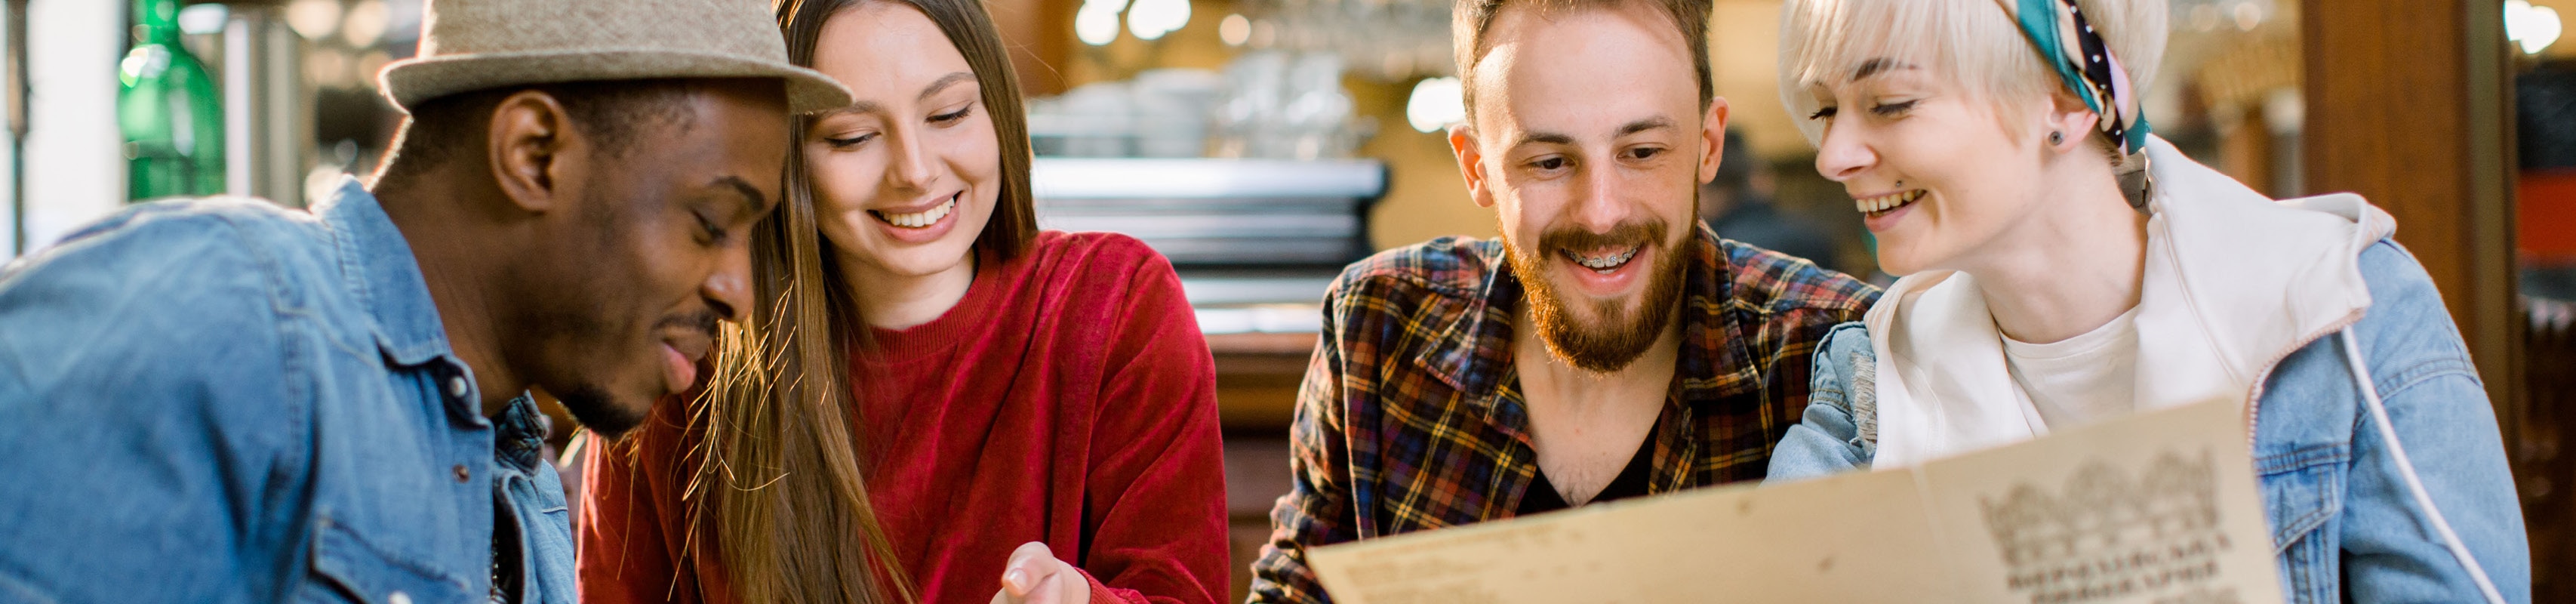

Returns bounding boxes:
[1697,97,1731,185]
[1450,122,1497,209]
[2043,91,2101,152]
[485,90,589,214]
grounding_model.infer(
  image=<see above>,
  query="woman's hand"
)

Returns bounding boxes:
[988,541,1092,604]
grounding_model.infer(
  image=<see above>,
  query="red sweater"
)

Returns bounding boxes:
[579,231,1230,604]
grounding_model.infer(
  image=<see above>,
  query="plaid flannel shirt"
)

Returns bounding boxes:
[1247,224,1881,603]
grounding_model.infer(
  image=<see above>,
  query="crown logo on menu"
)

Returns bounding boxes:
[1981,451,2242,604]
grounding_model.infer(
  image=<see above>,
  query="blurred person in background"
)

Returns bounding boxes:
[1699,128,1838,267]
[576,0,1229,603]
[0,0,845,602]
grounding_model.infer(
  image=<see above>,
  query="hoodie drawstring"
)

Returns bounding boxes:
[2338,328,2506,604]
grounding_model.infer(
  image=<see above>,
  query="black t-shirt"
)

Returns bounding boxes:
[1516,436,1655,514]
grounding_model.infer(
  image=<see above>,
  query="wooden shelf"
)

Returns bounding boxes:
[1206,331,1316,431]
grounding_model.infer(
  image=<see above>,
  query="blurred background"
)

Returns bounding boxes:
[0,0,2569,600]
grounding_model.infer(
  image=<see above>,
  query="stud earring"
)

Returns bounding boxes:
[2048,131,2065,146]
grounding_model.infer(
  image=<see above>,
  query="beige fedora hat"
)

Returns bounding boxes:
[379,0,851,114]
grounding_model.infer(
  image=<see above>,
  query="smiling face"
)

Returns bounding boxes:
[1451,1,1724,373]
[1779,0,2167,277]
[802,1,1001,288]
[513,82,789,436]
[1804,63,2064,276]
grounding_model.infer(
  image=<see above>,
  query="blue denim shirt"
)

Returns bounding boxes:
[1768,240,2531,603]
[0,180,575,604]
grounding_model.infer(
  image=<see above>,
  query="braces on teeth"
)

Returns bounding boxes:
[1568,246,1639,270]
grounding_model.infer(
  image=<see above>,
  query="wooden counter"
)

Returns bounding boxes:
[1207,331,1314,600]
[1207,331,1316,431]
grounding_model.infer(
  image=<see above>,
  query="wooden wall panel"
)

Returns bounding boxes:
[985,0,1074,95]
[2305,2,2556,596]
[2302,0,2521,418]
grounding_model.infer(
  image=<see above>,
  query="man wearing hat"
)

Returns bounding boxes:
[0,1,848,602]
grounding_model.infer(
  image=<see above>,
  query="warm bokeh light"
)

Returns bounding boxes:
[1404,77,1463,134]
[1220,14,1250,47]
[1127,0,1190,42]
[342,0,389,48]
[2509,0,2565,55]
[1076,0,1122,46]
[284,0,342,41]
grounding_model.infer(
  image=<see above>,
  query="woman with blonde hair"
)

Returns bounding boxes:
[574,0,1231,602]
[1764,0,2530,602]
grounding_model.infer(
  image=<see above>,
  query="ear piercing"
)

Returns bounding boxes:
[2048,131,2065,145]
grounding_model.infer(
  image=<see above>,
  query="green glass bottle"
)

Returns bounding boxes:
[118,0,224,202]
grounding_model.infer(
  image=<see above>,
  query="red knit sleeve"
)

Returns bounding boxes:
[577,399,710,604]
[1075,239,1231,604]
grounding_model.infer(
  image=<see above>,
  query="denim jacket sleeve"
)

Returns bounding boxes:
[2331,242,2530,603]
[1764,322,1876,483]
[0,205,311,604]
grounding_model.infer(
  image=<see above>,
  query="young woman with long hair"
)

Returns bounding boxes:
[574,1,1230,602]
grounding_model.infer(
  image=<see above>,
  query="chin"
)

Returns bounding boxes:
[1871,236,1935,276]
[552,383,656,438]
[1875,256,1922,277]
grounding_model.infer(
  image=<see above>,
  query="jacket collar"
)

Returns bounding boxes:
[317,177,459,368]
[1865,136,2393,468]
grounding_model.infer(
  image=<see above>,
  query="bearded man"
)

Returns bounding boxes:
[1246,0,1879,599]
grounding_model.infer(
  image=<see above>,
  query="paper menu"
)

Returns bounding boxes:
[1303,400,2283,604]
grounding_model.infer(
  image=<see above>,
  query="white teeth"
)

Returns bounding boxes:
[878,196,956,229]
[1565,245,1641,273]
[1854,190,1925,214]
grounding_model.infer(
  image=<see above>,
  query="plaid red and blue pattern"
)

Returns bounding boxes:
[1247,224,1880,603]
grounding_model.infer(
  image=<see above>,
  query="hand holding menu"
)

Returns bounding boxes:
[1306,401,2283,604]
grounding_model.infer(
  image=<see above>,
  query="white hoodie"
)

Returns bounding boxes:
[1864,136,2400,469]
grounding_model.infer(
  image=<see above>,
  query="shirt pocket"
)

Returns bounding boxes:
[2256,443,2347,604]
[302,513,476,604]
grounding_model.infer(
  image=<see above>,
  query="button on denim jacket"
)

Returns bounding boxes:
[0,179,575,604]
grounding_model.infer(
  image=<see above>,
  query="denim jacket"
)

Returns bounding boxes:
[1766,139,2530,602]
[0,179,575,604]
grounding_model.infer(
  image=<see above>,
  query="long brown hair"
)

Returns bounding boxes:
[681,0,1039,602]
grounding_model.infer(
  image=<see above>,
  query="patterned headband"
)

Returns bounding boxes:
[1994,0,2151,156]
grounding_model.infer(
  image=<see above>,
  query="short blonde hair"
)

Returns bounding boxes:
[1776,0,2167,150]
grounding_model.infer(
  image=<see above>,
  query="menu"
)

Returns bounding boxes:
[1306,400,2282,604]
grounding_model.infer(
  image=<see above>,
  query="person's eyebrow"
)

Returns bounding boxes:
[809,73,979,120]
[919,72,977,102]
[1511,131,1577,147]
[1617,116,1676,137]
[709,175,771,218]
[811,101,882,119]
[1507,118,1671,148]
[1851,57,1916,82]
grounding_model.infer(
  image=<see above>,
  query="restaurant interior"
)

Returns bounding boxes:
[2,0,2571,600]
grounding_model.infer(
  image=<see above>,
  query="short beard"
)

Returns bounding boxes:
[553,384,649,438]
[1505,219,1689,374]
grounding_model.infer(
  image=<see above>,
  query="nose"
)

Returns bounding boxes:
[1814,119,1876,183]
[703,242,752,324]
[883,126,935,193]
[1565,158,1631,233]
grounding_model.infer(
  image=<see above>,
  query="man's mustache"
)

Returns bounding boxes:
[1537,219,1669,256]
[655,310,721,338]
